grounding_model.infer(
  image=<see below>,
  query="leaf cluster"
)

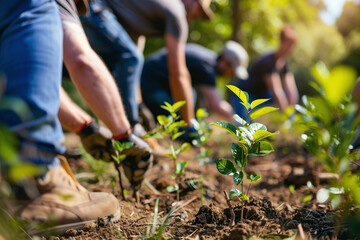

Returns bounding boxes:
[294,63,360,211]
[211,85,278,201]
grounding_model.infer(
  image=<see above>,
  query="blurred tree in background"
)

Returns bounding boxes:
[65,0,360,117]
[144,0,355,97]
[336,1,360,76]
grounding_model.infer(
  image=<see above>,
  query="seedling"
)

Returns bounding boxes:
[294,63,359,210]
[192,108,214,165]
[211,85,278,223]
[145,101,191,201]
[111,141,133,199]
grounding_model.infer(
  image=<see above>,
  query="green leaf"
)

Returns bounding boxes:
[144,132,164,139]
[233,114,247,126]
[249,123,267,133]
[248,141,274,156]
[250,98,270,109]
[172,101,186,112]
[232,143,246,168]
[114,141,122,151]
[241,101,251,111]
[176,161,190,175]
[216,158,237,175]
[157,115,171,126]
[229,188,242,198]
[172,131,185,140]
[168,121,187,133]
[180,142,191,152]
[210,121,239,138]
[239,194,249,201]
[302,195,312,203]
[250,106,278,120]
[165,153,176,159]
[9,163,46,182]
[233,171,243,185]
[196,108,208,120]
[226,85,248,107]
[160,104,172,113]
[166,184,179,193]
[252,130,278,142]
[117,155,126,162]
[246,173,261,183]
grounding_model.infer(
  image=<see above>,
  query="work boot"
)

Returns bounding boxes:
[16,156,121,236]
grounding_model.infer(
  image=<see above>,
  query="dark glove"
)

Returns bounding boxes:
[114,131,153,191]
[138,102,156,131]
[77,120,117,162]
[177,126,200,145]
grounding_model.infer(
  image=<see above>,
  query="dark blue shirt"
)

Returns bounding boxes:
[141,43,217,91]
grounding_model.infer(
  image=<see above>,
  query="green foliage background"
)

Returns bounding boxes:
[144,0,358,97]
[63,0,360,118]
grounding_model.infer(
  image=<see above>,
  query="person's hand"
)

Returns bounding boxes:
[114,131,153,191]
[177,126,200,146]
[77,120,117,162]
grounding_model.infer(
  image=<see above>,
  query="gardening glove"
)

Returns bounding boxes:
[113,130,153,191]
[177,126,200,146]
[77,120,117,162]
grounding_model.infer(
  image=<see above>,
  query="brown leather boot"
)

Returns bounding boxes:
[16,156,120,236]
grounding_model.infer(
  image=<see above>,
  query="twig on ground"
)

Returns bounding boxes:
[143,179,161,195]
[297,223,305,239]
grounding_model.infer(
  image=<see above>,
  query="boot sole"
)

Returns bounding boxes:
[25,200,121,237]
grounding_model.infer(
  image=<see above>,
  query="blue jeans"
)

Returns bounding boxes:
[80,0,144,126]
[0,0,64,167]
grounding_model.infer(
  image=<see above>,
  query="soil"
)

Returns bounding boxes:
[50,123,358,240]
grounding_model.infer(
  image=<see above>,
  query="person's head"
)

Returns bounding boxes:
[217,41,249,79]
[182,0,213,22]
[277,26,297,58]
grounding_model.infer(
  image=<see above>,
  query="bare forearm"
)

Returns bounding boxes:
[165,34,194,124]
[58,87,92,132]
[62,22,130,135]
[284,73,299,106]
[272,89,289,112]
[169,71,195,124]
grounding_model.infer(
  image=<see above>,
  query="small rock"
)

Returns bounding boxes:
[83,222,96,231]
[285,220,298,230]
[65,229,77,236]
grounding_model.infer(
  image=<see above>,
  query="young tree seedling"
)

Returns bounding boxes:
[112,141,133,200]
[211,85,278,223]
[192,108,214,165]
[145,101,192,201]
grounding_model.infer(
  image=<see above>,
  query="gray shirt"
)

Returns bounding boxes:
[105,0,188,42]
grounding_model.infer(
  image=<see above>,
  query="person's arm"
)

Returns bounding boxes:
[283,72,299,106]
[58,87,92,132]
[61,21,130,136]
[264,73,289,112]
[165,33,194,124]
[200,85,234,121]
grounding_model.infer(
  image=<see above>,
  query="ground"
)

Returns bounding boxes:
[49,119,357,240]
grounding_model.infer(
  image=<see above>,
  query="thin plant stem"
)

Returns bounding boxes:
[246,183,252,196]
[224,190,235,226]
[114,161,125,200]
[200,182,204,207]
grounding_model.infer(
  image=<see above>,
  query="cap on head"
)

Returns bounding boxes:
[197,0,213,20]
[221,41,249,80]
